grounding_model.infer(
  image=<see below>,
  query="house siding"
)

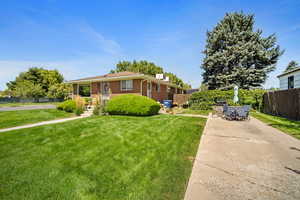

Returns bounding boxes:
[109,79,141,94]
[279,71,300,90]
[75,78,182,103]
[151,82,168,102]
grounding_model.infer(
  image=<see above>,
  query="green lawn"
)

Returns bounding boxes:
[251,111,300,140]
[0,102,60,107]
[0,115,206,200]
[0,109,74,129]
[180,109,212,116]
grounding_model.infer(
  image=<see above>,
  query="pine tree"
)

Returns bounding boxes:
[202,12,283,90]
[285,60,299,72]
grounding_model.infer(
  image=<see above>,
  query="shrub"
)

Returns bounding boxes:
[106,94,160,116]
[75,107,84,116]
[93,104,106,116]
[57,100,76,112]
[189,89,266,111]
[74,96,86,116]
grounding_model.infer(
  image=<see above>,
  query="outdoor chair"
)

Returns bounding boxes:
[223,105,251,121]
[223,106,237,120]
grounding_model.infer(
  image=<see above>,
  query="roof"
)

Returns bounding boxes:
[186,88,199,94]
[69,71,141,82]
[66,71,184,89]
[277,67,300,78]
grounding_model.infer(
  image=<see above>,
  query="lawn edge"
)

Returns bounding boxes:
[183,113,211,200]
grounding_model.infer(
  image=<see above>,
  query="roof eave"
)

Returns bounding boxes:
[66,74,185,90]
[66,74,145,84]
[277,68,300,78]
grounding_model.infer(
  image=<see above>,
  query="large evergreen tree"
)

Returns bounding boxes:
[202,12,283,89]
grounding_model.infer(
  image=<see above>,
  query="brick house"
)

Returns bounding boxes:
[67,71,186,103]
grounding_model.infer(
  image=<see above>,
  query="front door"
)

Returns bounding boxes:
[147,82,152,98]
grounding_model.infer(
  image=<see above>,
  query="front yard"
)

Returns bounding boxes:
[0,115,206,200]
[251,111,300,140]
[0,109,74,129]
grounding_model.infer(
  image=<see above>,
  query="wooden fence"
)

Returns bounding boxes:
[263,88,300,120]
[173,94,191,105]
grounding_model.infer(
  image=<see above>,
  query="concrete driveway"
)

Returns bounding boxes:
[0,104,56,111]
[185,116,300,200]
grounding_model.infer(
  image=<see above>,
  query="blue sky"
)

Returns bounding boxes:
[0,0,300,89]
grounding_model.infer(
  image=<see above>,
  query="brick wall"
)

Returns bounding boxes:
[173,94,191,105]
[87,79,173,102]
[151,82,168,102]
[109,79,141,94]
[91,82,100,95]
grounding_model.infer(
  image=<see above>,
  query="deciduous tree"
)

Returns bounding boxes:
[111,60,191,88]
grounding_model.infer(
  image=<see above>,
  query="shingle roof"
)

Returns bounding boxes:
[69,71,142,82]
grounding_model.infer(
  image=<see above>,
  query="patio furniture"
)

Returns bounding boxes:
[223,105,251,120]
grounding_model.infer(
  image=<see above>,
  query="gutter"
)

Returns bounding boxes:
[66,74,185,90]
[277,68,300,78]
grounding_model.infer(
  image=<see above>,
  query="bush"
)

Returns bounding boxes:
[106,94,160,116]
[93,104,106,116]
[189,89,266,111]
[75,107,84,116]
[57,100,76,112]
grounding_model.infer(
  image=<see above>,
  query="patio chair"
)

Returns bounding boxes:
[223,106,237,120]
[236,107,247,120]
[235,105,251,120]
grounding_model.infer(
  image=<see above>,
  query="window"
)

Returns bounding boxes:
[121,80,133,91]
[288,76,294,89]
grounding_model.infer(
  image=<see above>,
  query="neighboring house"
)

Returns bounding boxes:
[186,88,199,94]
[277,67,300,90]
[67,71,186,103]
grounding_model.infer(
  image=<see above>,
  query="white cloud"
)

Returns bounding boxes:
[78,22,122,55]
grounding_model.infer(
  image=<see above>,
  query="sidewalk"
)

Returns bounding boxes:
[184,116,300,200]
[0,111,92,133]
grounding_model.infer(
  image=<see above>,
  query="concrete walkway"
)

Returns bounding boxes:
[174,113,208,118]
[0,111,92,133]
[0,104,56,111]
[185,116,300,200]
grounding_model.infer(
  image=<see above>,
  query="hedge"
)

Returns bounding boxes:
[57,100,76,112]
[189,89,266,110]
[106,94,161,116]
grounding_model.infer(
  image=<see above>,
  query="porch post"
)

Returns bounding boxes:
[77,83,79,97]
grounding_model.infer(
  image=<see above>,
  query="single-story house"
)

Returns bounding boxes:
[67,71,186,103]
[277,67,300,90]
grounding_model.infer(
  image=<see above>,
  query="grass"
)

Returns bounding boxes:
[251,111,300,140]
[180,109,212,116]
[0,102,60,107]
[0,109,74,129]
[0,115,206,200]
